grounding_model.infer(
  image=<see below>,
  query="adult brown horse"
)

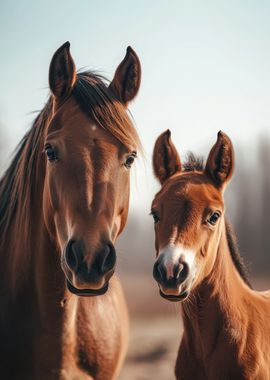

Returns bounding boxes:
[0,42,141,379]
[151,130,270,379]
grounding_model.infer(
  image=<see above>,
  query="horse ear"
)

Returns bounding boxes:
[205,131,234,188]
[109,46,141,106]
[153,130,182,185]
[49,41,76,100]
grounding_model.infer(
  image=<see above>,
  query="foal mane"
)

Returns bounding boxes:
[183,152,204,172]
[183,152,251,288]
[225,220,251,288]
[0,71,141,292]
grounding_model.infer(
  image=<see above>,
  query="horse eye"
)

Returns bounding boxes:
[151,210,160,224]
[124,152,137,169]
[208,211,221,226]
[45,144,58,162]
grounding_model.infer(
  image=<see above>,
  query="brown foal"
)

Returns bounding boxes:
[0,42,141,379]
[151,130,270,379]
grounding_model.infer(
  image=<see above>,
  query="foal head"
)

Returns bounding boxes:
[151,130,234,301]
[43,42,141,296]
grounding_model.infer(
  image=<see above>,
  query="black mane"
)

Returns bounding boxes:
[183,152,204,172]
[225,220,251,288]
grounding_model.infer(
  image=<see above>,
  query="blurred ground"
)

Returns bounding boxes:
[117,274,181,380]
[119,317,182,380]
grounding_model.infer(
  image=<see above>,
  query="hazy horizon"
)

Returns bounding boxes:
[1,0,270,211]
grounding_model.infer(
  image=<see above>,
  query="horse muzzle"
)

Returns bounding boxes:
[63,239,116,297]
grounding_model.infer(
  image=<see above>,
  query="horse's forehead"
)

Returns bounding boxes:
[48,98,87,137]
[55,99,95,134]
[49,98,123,149]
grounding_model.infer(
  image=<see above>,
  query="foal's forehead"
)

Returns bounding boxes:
[154,172,223,208]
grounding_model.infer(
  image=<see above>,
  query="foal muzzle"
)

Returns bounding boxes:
[153,245,196,301]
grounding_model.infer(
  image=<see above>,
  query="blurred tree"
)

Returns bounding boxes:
[224,139,270,275]
[0,119,7,175]
[229,149,260,271]
[258,136,270,270]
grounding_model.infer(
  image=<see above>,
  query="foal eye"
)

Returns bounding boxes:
[124,151,137,169]
[150,210,160,224]
[208,211,221,226]
[44,144,58,162]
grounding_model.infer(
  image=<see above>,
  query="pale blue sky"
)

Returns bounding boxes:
[1,0,270,208]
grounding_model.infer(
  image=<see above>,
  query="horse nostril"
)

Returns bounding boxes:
[65,240,83,271]
[99,243,116,275]
[153,260,166,283]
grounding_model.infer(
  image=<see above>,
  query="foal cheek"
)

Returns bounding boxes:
[198,233,219,280]
[200,247,207,257]
[111,215,122,242]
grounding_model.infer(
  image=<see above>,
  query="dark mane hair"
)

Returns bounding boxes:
[73,72,141,150]
[0,71,141,291]
[225,220,251,288]
[182,152,251,287]
[183,152,204,172]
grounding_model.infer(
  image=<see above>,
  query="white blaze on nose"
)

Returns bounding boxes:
[159,244,196,280]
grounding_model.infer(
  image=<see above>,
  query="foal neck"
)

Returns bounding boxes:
[182,219,251,359]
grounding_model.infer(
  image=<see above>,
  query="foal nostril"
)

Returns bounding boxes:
[99,243,116,275]
[153,259,189,286]
[174,263,184,278]
[65,240,83,271]
[175,262,189,282]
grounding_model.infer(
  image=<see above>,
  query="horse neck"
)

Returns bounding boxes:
[182,219,251,359]
[25,192,74,320]
[1,142,69,317]
[4,178,78,347]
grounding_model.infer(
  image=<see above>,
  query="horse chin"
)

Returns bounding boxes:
[66,280,109,297]
[159,289,189,302]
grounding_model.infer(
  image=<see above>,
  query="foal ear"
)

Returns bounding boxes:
[49,41,76,100]
[153,130,182,185]
[109,46,141,106]
[205,131,234,188]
